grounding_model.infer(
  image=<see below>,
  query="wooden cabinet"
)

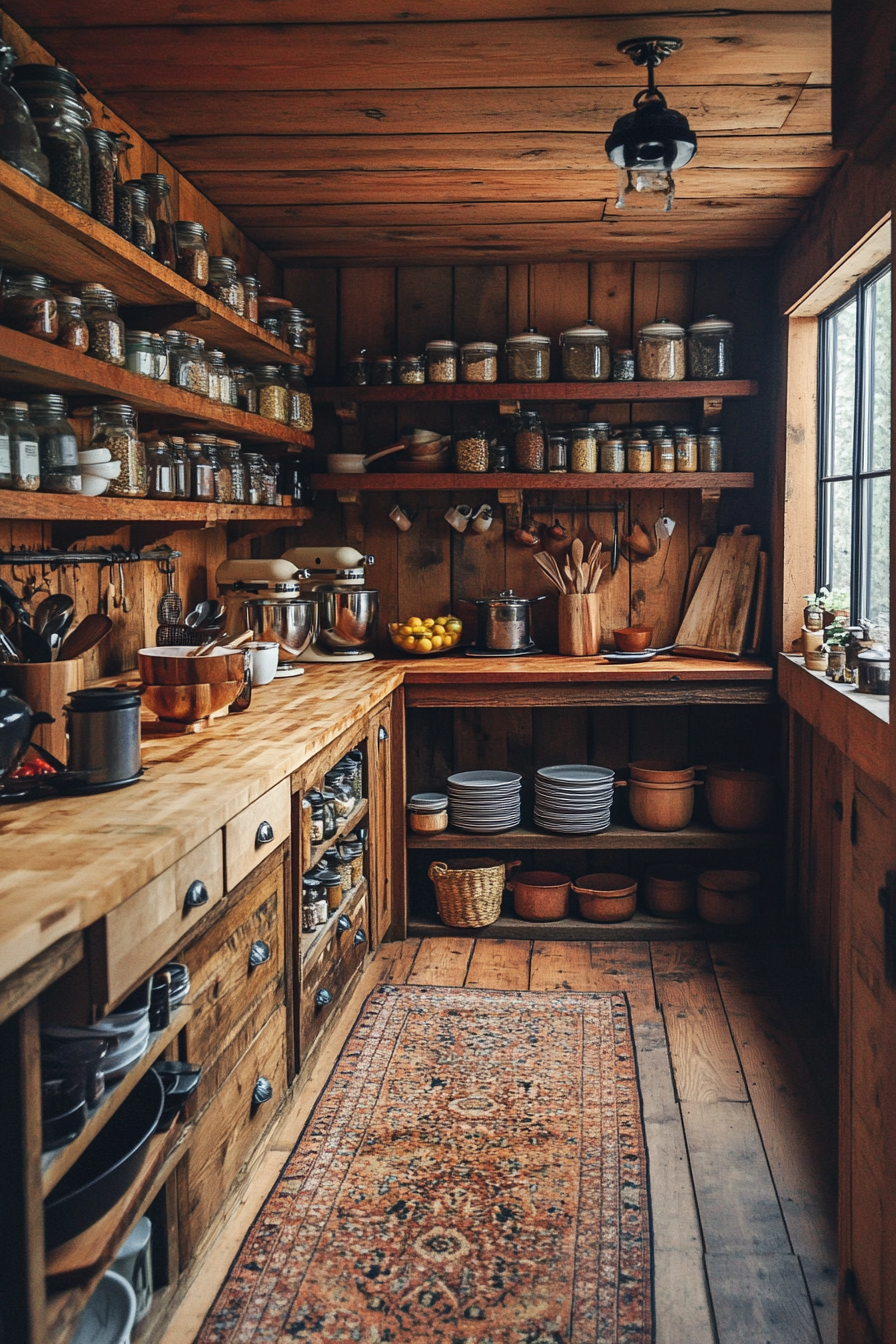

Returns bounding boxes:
[225,780,292,892]
[367,702,395,947]
[300,882,369,1059]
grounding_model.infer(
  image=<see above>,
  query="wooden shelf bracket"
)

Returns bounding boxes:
[497,489,524,530]
[336,489,365,546]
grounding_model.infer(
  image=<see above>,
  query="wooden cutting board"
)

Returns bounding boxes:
[675,525,762,659]
[682,545,713,617]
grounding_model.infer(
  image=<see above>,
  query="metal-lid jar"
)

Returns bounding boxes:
[687,314,734,380]
[173,221,209,288]
[637,318,686,382]
[9,64,91,212]
[505,328,551,382]
[425,340,458,384]
[65,687,142,786]
[78,283,126,365]
[0,271,57,342]
[460,342,498,384]
[559,319,610,382]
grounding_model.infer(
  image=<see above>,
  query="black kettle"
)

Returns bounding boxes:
[0,686,52,782]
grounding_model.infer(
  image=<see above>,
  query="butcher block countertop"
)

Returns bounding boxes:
[0,655,773,983]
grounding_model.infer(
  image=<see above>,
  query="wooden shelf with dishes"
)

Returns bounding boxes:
[312,470,753,492]
[406,910,750,943]
[0,160,311,370]
[406,823,779,850]
[312,380,758,404]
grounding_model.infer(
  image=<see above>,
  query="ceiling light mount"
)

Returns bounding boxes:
[605,35,696,214]
[616,36,683,68]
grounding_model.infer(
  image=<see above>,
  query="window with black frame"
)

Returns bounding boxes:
[817,263,891,632]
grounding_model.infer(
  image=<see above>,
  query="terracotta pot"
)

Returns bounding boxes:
[142,680,242,723]
[138,647,247,686]
[705,765,775,832]
[644,864,697,917]
[507,870,571,921]
[613,625,654,653]
[628,778,695,831]
[572,872,637,923]
[697,869,761,924]
[629,759,696,784]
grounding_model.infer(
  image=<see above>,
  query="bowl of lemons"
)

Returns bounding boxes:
[389,614,463,655]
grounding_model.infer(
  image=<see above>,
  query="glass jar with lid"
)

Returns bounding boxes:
[281,308,312,354]
[57,294,89,352]
[626,436,652,473]
[186,440,215,501]
[233,366,258,414]
[125,330,155,378]
[506,328,551,382]
[208,256,241,311]
[547,430,569,473]
[698,427,723,473]
[688,315,734,380]
[145,437,175,499]
[79,284,126,365]
[560,319,610,382]
[637,319,686,381]
[218,441,246,504]
[239,275,258,323]
[169,437,190,498]
[9,64,91,212]
[173,221,209,288]
[109,132,133,242]
[150,334,169,382]
[123,181,154,255]
[370,355,395,386]
[85,127,115,229]
[425,340,458,383]
[263,459,279,505]
[320,789,337,840]
[674,430,698,473]
[215,351,237,406]
[398,353,424,385]
[140,173,177,269]
[601,435,626,473]
[612,348,635,381]
[167,331,209,396]
[344,353,369,386]
[455,426,490,473]
[652,436,676,473]
[206,348,223,402]
[0,404,11,490]
[29,394,80,494]
[285,365,313,431]
[0,272,58,341]
[89,402,145,497]
[0,45,50,188]
[460,342,498,383]
[4,401,40,490]
[244,452,267,505]
[513,410,546,472]
[570,424,599,473]
[254,365,289,423]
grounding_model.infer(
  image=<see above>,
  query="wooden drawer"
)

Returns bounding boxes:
[183,854,285,1069]
[301,886,368,1060]
[177,1004,287,1265]
[101,832,224,1009]
[225,780,291,891]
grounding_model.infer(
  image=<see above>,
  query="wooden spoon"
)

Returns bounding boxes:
[533,552,567,594]
[57,614,113,660]
[571,538,585,593]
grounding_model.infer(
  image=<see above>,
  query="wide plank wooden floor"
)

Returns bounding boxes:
[166,938,837,1344]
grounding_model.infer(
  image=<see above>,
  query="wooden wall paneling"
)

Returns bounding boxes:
[629,707,690,766]
[586,487,631,638]
[453,266,508,347]
[588,706,631,775]
[395,495,452,625]
[364,495,399,652]
[283,268,339,384]
[629,486,692,646]
[808,734,842,1012]
[589,261,634,350]
[532,705,589,772]
[507,265,530,334]
[397,266,453,439]
[339,266,397,461]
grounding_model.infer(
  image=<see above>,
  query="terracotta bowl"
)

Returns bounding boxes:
[613,625,654,653]
[139,647,247,686]
[628,778,695,831]
[572,872,638,923]
[142,680,242,723]
[697,869,761,925]
[705,765,776,832]
[507,870,571,922]
[629,759,695,784]
[644,864,697,917]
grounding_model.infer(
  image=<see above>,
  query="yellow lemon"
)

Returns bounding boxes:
[432,623,446,635]
[430,635,443,649]
[423,617,435,627]
[398,625,412,637]
[401,636,416,651]
[417,637,433,652]
[408,616,423,627]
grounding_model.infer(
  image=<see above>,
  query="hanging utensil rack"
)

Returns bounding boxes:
[0,545,182,569]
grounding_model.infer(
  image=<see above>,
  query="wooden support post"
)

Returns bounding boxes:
[498,400,521,417]
[334,401,360,424]
[700,486,722,541]
[497,489,524,531]
[701,396,724,426]
[337,490,365,547]
[0,1001,46,1344]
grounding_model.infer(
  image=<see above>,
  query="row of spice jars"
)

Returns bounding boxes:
[302,834,365,928]
[0,395,82,493]
[261,308,317,367]
[503,414,724,474]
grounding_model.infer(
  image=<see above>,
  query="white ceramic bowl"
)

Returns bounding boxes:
[247,640,279,686]
[71,1271,136,1344]
[79,474,110,496]
[79,447,113,465]
[81,460,122,480]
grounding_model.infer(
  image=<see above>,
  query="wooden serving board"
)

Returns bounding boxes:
[675,526,761,660]
[682,546,714,618]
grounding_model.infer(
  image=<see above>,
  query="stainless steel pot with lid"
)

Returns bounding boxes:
[461,590,546,651]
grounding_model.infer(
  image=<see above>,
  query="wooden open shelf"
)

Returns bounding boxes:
[0,489,312,525]
[0,160,310,370]
[307,798,369,873]
[312,379,758,403]
[407,910,749,942]
[406,823,780,849]
[41,1003,192,1198]
[312,471,753,492]
[0,326,314,447]
[301,876,368,965]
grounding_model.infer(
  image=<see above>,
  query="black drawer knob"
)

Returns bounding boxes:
[255,820,275,847]
[337,915,351,934]
[249,940,271,968]
[353,928,367,945]
[184,880,208,910]
[252,1077,273,1106]
[315,987,333,1009]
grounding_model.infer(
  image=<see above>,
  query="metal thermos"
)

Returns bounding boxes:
[65,687,142,784]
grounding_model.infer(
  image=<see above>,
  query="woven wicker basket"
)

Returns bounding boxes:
[428,858,520,929]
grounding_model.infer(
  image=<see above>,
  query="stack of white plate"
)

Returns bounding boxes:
[94,1005,150,1081]
[447,770,522,833]
[534,764,615,834]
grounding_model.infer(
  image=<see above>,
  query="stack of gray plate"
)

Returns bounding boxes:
[447,770,522,833]
[534,764,615,834]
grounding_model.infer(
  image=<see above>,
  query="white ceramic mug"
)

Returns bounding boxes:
[389,504,413,531]
[471,505,493,533]
[445,505,473,533]
[246,641,280,685]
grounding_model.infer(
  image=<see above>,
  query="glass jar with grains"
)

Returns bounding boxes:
[687,315,734,380]
[123,181,154,256]
[57,294,89,352]
[506,329,551,382]
[513,410,546,472]
[109,132,133,243]
[652,436,676,473]
[186,440,215,501]
[218,441,246,504]
[9,64,91,212]
[612,348,635,381]
[285,365,313,431]
[140,173,177,269]
[637,319,686,381]
[698,427,723,473]
[455,426,490,472]
[79,284,126,365]
[29,394,80,494]
[169,437,191,497]
[560,320,610,382]
[125,330,155,378]
[89,402,145,497]
[233,366,258,414]
[0,272,58,341]
[281,308,313,357]
[460,342,498,383]
[674,431,698,473]
[601,436,626,473]
[398,353,425,385]
[569,424,599,474]
[239,275,259,324]
[254,365,289,423]
[0,45,50,188]
[150,334,169,382]
[173,221,209,288]
[425,340,458,383]
[208,256,241,311]
[4,401,41,491]
[86,128,115,229]
[626,436,652,473]
[166,331,208,397]
[0,404,11,490]
[205,348,223,403]
[245,452,266,505]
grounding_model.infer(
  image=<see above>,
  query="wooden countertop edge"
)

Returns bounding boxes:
[778,653,891,790]
[0,655,774,986]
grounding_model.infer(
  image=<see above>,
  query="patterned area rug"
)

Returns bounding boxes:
[197,984,653,1344]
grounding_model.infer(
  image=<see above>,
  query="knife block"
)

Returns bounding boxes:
[558,594,601,657]
[0,660,85,764]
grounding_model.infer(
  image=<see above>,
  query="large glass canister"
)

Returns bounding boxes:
[506,328,551,382]
[253,364,289,423]
[460,342,498,383]
[0,271,58,342]
[89,402,145,497]
[687,314,735,379]
[85,127,115,229]
[79,283,126,365]
[28,393,81,494]
[9,64,91,211]
[560,319,610,381]
[141,172,178,268]
[513,409,546,472]
[425,340,458,384]
[173,221,210,288]
[285,365,313,431]
[637,318,686,381]
[0,45,50,187]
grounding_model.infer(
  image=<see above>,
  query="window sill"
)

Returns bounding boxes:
[778,653,890,787]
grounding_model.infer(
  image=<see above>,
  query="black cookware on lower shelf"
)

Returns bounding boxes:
[153,1061,202,1131]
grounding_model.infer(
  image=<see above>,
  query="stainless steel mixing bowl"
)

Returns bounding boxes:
[314,588,380,652]
[242,598,318,662]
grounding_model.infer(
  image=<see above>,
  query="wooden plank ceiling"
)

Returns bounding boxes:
[14,0,838,267]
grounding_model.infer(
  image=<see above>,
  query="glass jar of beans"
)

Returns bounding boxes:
[455,426,490,472]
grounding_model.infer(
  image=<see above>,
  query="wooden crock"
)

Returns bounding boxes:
[572,873,638,923]
[0,659,85,763]
[558,593,601,656]
[507,870,571,921]
[704,766,775,832]
[628,778,695,831]
[697,869,761,924]
[644,864,697,917]
[408,810,448,833]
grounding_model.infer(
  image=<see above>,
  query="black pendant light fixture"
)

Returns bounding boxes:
[605,37,697,213]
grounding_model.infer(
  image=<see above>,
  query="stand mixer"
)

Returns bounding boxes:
[281,547,379,663]
[215,559,317,677]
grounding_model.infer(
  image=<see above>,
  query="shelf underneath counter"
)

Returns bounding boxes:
[407,910,750,942]
[406,823,780,850]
